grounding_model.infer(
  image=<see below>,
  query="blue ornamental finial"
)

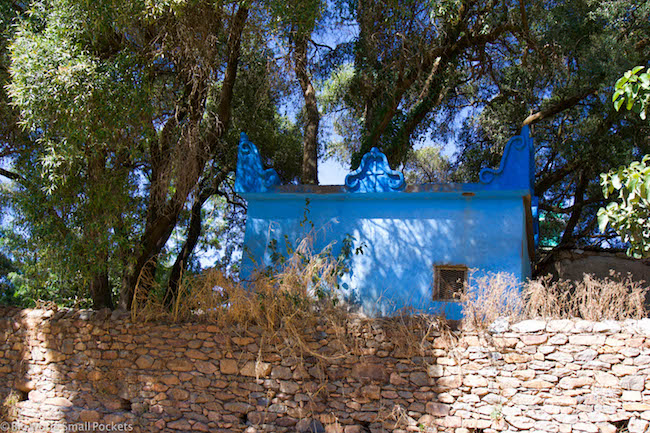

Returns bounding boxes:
[345,147,405,192]
[234,132,281,193]
[479,126,534,193]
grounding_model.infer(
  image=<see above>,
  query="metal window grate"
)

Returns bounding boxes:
[434,266,467,301]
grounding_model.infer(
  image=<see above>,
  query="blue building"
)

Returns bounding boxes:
[235,128,538,319]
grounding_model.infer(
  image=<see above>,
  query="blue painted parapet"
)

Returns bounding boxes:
[479,125,535,194]
[234,132,281,193]
[236,128,538,319]
[345,147,406,192]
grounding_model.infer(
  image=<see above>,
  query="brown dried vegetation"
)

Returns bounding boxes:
[461,270,649,330]
[132,241,648,340]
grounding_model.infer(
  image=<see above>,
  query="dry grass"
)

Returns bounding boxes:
[132,237,345,329]
[130,235,461,363]
[131,236,357,365]
[523,272,648,321]
[377,312,452,356]
[460,272,525,331]
[132,238,648,344]
[1,390,21,421]
[522,275,573,319]
[461,271,649,329]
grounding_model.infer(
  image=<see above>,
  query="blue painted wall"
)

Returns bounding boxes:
[236,128,537,319]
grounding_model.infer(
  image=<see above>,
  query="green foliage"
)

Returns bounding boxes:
[0,250,18,305]
[613,66,650,120]
[224,41,303,181]
[3,0,157,305]
[451,0,650,249]
[1,0,649,307]
[1,0,303,307]
[403,146,452,184]
[598,65,650,258]
[598,156,650,258]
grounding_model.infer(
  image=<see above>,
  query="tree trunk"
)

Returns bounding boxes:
[559,171,588,247]
[86,150,115,310]
[119,199,184,310]
[294,35,319,185]
[165,170,229,306]
[118,6,249,310]
[89,272,113,309]
[165,194,209,306]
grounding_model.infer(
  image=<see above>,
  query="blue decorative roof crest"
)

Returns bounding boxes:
[479,126,534,194]
[345,147,405,193]
[234,133,281,193]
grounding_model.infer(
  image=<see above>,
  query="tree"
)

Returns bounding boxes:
[323,0,518,170]
[449,0,650,253]
[2,0,649,309]
[4,0,302,309]
[0,1,30,167]
[165,39,304,303]
[264,0,324,184]
[403,146,452,184]
[316,0,648,255]
[598,67,650,258]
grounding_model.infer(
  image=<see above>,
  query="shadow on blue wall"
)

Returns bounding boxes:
[236,127,537,319]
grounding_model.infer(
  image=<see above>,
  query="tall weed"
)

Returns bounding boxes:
[523,272,648,321]
[460,272,525,330]
[461,271,648,329]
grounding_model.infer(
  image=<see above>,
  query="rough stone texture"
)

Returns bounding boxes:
[536,248,650,305]
[1,307,649,433]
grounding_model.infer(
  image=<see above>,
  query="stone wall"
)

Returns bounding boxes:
[1,307,650,433]
[537,249,650,285]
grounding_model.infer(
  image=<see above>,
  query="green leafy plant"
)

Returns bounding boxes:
[598,156,650,257]
[613,66,650,120]
[490,404,503,421]
[599,66,650,257]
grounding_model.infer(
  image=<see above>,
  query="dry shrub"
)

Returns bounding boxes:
[376,311,451,357]
[459,271,649,329]
[131,235,351,352]
[131,236,459,361]
[2,390,20,421]
[460,272,525,330]
[524,272,648,321]
[522,275,573,318]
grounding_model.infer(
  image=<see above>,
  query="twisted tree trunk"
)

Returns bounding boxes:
[294,35,320,185]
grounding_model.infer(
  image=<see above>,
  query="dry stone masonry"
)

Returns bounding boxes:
[1,308,649,433]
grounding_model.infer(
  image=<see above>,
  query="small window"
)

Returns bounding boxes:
[433,265,468,301]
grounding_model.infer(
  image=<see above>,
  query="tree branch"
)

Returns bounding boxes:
[522,87,597,126]
[310,40,334,51]
[559,172,589,246]
[535,160,581,195]
[539,198,606,214]
[215,5,248,137]
[0,167,24,183]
